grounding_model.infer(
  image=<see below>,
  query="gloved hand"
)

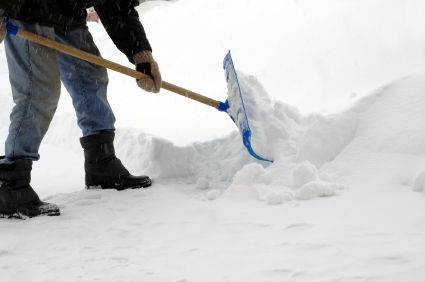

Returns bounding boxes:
[133,51,162,93]
[0,20,6,44]
[86,9,99,22]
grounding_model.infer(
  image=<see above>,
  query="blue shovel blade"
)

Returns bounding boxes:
[222,51,273,163]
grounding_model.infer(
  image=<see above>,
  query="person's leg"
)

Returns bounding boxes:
[55,27,151,190]
[4,20,61,161]
[55,26,115,136]
[0,20,61,217]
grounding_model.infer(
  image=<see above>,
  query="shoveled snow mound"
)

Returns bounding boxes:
[224,72,425,203]
[121,71,425,203]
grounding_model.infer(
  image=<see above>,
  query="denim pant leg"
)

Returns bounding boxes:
[55,27,115,137]
[4,21,61,161]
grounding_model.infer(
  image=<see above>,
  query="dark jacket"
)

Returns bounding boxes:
[0,0,152,62]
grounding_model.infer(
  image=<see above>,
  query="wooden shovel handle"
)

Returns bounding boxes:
[16,28,222,110]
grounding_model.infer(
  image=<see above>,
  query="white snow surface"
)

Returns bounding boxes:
[1,0,425,281]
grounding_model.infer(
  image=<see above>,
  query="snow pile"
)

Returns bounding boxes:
[111,70,348,205]
[220,72,346,204]
[116,70,352,203]
[158,70,425,204]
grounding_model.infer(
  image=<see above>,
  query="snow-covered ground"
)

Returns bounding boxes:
[1,0,425,281]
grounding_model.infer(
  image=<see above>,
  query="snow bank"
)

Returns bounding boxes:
[120,70,425,204]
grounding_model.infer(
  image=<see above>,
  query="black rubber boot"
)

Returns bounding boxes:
[80,132,152,190]
[0,157,60,218]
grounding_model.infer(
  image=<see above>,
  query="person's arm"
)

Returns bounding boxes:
[0,0,26,18]
[94,0,152,63]
[95,0,161,93]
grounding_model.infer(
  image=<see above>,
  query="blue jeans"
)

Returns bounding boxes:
[3,20,115,161]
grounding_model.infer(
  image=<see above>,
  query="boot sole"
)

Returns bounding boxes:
[86,178,153,190]
[0,202,60,219]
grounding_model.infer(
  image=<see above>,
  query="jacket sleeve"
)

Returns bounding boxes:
[94,0,152,63]
[0,0,26,17]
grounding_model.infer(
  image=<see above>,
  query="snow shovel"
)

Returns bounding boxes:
[4,20,272,163]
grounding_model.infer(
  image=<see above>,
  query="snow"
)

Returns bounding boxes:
[295,181,338,201]
[226,70,291,161]
[413,171,425,192]
[1,0,425,281]
[195,177,210,190]
[292,161,319,188]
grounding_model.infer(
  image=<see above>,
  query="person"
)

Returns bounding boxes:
[0,0,162,218]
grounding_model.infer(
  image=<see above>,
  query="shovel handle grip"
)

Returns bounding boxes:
[10,24,222,110]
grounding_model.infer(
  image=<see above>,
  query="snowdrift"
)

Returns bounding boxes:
[117,70,425,203]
